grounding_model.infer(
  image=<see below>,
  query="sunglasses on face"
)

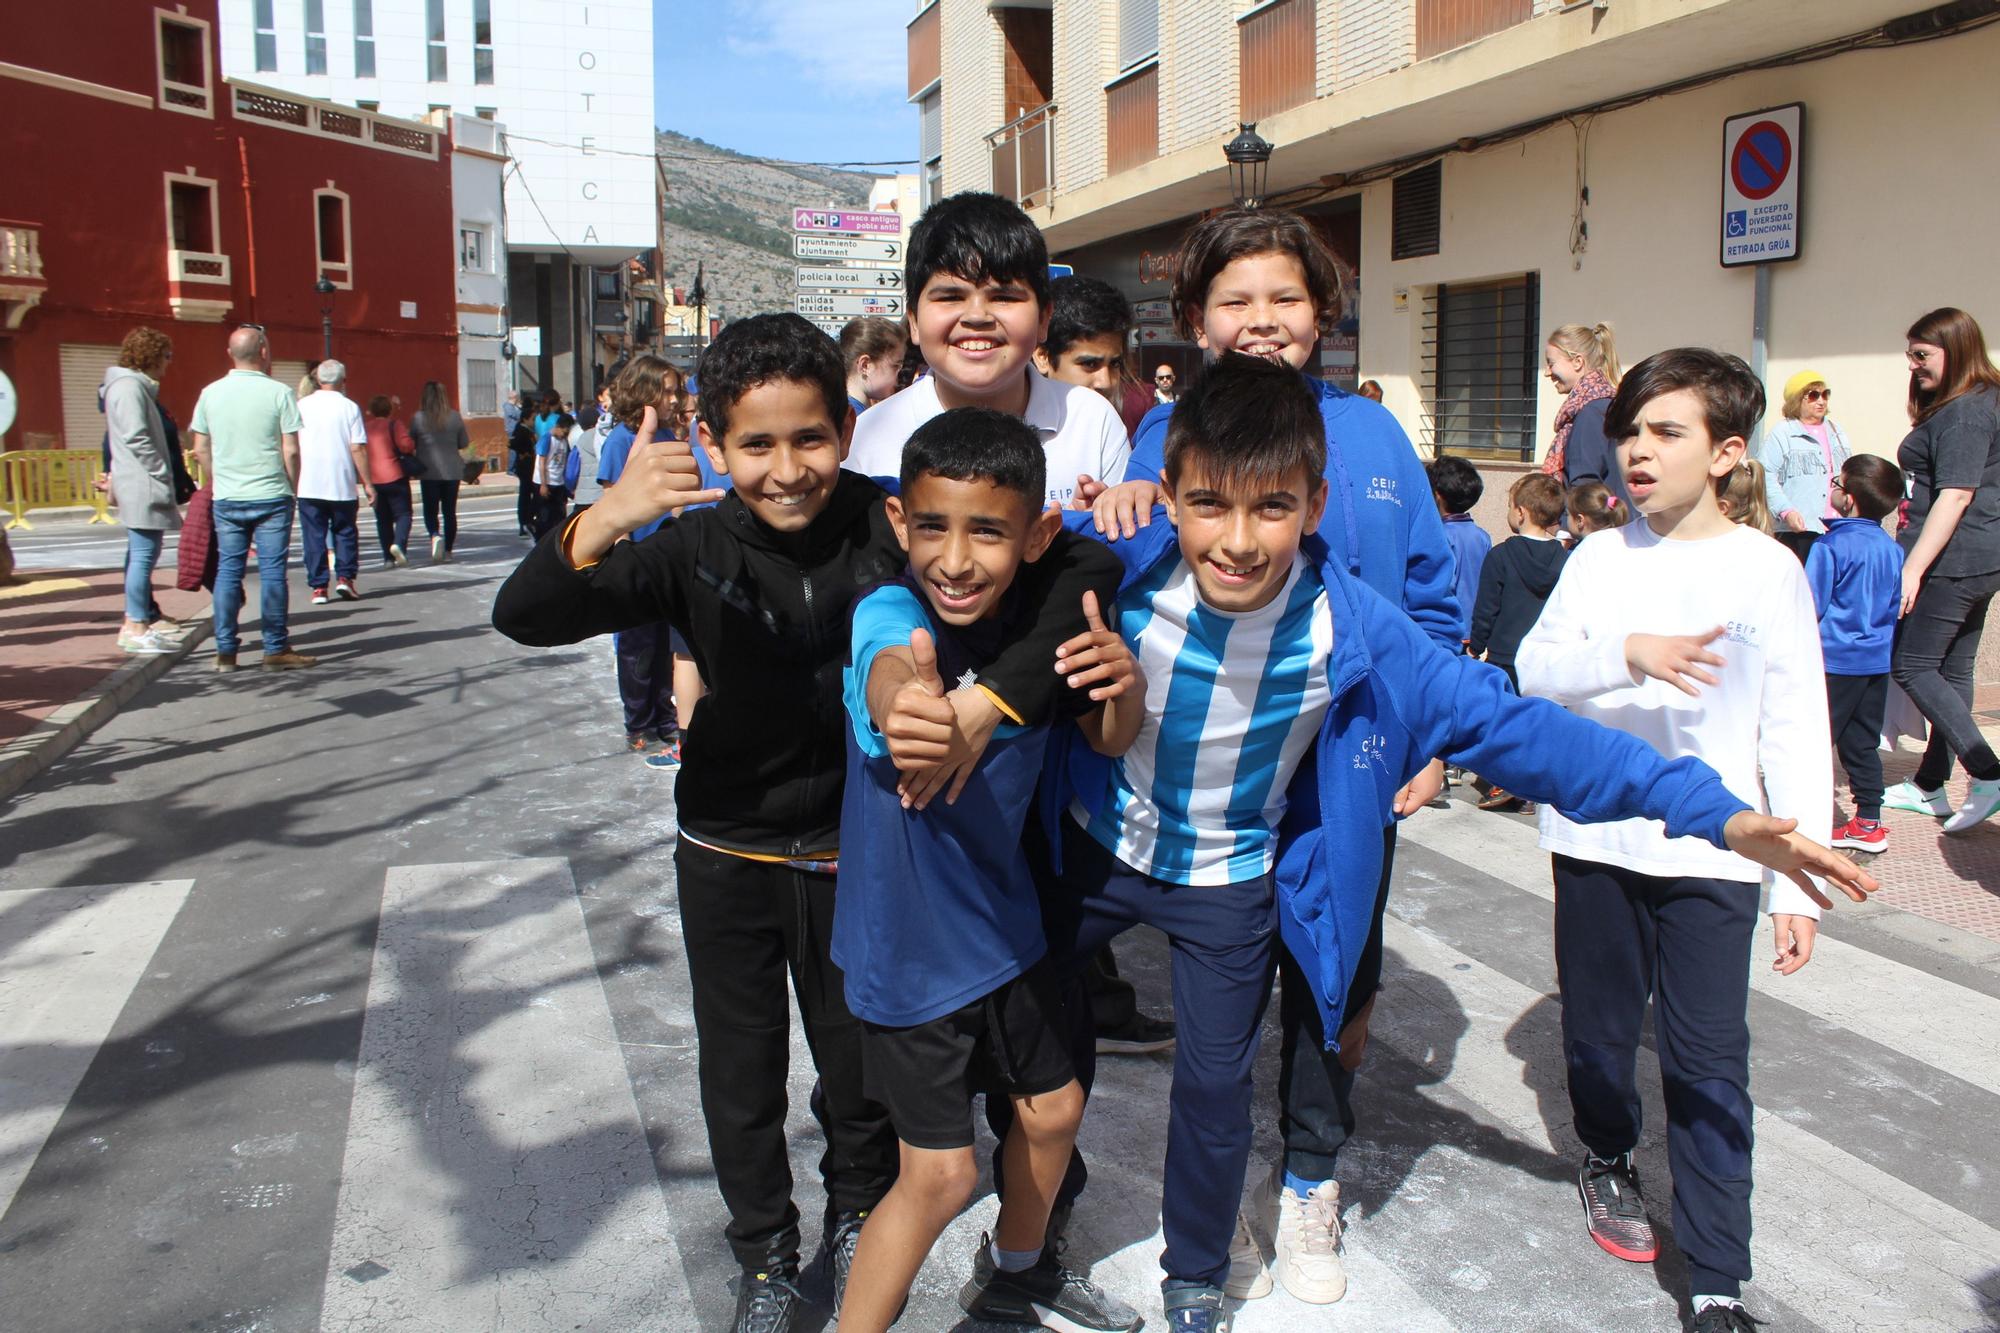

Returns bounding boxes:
[1805,388,1830,402]
[1155,375,1175,383]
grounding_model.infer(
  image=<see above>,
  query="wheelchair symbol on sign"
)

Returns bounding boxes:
[1725,211,1748,238]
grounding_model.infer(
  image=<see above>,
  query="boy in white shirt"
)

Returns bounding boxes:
[845,193,1130,509]
[1516,348,1835,1333]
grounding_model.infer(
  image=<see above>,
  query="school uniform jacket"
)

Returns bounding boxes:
[1046,514,1753,1048]
[492,471,1120,860]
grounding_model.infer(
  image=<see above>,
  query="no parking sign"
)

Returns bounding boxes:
[1720,103,1804,266]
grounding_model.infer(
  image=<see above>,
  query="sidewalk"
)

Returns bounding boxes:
[0,568,212,802]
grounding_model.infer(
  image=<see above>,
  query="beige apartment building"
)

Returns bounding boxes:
[907,0,2000,472]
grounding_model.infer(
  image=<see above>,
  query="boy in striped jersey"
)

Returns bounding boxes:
[1040,353,1874,1332]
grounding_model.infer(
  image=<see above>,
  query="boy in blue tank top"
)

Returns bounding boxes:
[834,409,1145,1333]
[1042,353,1875,1332]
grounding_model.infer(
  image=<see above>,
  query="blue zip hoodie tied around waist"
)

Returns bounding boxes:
[1127,373,1463,651]
[1044,514,1755,1051]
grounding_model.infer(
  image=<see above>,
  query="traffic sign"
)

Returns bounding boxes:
[1048,264,1074,280]
[793,208,901,236]
[1720,102,1803,267]
[1133,298,1171,325]
[807,318,849,339]
[796,291,903,318]
[796,267,902,291]
[793,234,902,263]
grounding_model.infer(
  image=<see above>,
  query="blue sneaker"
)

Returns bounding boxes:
[644,739,682,771]
[1163,1284,1231,1331]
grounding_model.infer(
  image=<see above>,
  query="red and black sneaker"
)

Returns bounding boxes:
[1832,817,1887,853]
[1578,1153,1658,1262]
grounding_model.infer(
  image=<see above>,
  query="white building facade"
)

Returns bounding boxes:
[216,0,656,408]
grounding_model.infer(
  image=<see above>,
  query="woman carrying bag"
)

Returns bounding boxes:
[410,380,473,563]
[103,327,183,654]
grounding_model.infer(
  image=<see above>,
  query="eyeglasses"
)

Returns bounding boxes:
[1804,388,1830,401]
[1829,477,1846,492]
[1909,348,1937,363]
[1155,375,1175,384]
[236,322,266,332]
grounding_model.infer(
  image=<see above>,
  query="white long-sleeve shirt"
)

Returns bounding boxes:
[1515,522,1831,918]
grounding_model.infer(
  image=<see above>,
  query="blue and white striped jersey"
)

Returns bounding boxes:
[1073,553,1335,886]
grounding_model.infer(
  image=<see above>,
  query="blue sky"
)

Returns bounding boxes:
[656,0,919,166]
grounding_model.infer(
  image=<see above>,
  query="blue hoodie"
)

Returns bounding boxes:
[1045,514,1753,1048]
[1128,375,1462,651]
[1805,516,1904,675]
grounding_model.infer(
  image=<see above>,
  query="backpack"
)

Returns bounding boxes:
[563,438,583,491]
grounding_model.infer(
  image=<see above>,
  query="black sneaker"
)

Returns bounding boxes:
[959,1234,1140,1331]
[1095,1011,1176,1056]
[1161,1283,1232,1331]
[1692,1300,1761,1332]
[823,1210,867,1316]
[1578,1152,1658,1262]
[729,1261,801,1333]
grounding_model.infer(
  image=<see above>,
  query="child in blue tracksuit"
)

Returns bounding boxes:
[1088,207,1459,1306]
[1041,354,1872,1330]
[1807,453,1907,852]
[1428,454,1491,648]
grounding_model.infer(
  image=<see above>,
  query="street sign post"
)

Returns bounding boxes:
[793,208,902,236]
[796,291,903,319]
[1720,103,1803,267]
[793,234,902,263]
[796,267,902,291]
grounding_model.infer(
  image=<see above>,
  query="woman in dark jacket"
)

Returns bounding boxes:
[411,380,472,562]
[1539,321,1626,506]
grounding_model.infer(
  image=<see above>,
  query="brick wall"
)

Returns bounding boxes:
[1158,1,1236,156]
[939,0,1006,195]
[1332,0,1414,93]
[1052,0,1115,195]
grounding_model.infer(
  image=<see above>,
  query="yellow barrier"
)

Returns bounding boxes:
[0,450,117,530]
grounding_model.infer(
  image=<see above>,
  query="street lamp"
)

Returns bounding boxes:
[1224,123,1274,210]
[315,275,336,360]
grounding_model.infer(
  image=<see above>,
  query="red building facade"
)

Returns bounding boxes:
[0,0,457,449]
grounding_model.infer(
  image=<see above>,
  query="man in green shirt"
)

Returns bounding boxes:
[189,327,316,672]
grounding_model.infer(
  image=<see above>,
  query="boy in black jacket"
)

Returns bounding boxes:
[492,314,1120,1333]
[1468,472,1570,812]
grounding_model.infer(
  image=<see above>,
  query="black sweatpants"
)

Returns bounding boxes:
[1275,824,1397,1183]
[1826,672,1889,820]
[1553,854,1758,1300]
[672,837,898,1268]
[614,620,677,742]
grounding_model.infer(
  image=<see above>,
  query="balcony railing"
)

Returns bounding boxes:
[1106,64,1159,177]
[229,80,441,160]
[0,222,46,283]
[988,102,1056,211]
[169,250,232,284]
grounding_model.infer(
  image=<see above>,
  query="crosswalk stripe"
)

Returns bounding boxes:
[319,861,693,1329]
[1401,802,2000,1101]
[0,880,193,1222]
[1374,908,1999,1331]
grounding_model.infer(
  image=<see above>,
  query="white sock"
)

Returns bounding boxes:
[1693,1294,1744,1314]
[991,1240,1040,1273]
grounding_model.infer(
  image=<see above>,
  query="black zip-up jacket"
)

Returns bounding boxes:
[1467,534,1569,666]
[492,472,1121,858]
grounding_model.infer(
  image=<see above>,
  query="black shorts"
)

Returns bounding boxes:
[861,959,1076,1150]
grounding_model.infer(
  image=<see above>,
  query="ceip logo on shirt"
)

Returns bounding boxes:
[1366,476,1403,506]
[1353,733,1387,771]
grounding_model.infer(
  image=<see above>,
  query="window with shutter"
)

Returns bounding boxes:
[919,90,942,165]
[1118,0,1160,71]
[1391,161,1442,261]
[1421,273,1541,461]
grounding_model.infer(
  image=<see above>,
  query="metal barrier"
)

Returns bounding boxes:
[1,450,116,530]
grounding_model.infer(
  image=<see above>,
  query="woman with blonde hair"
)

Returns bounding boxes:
[1540,322,1626,503]
[411,379,473,561]
[1755,369,1850,535]
[1718,459,1775,534]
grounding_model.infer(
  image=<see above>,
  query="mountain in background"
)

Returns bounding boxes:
[654,130,878,324]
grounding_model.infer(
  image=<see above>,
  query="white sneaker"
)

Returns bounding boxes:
[1942,778,2000,834]
[1222,1206,1273,1300]
[1882,780,1953,818]
[1275,1179,1347,1304]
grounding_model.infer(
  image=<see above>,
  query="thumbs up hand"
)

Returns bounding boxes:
[1053,589,1139,702]
[594,405,725,537]
[880,627,960,772]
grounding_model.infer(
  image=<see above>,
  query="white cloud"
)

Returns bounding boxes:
[721,0,912,102]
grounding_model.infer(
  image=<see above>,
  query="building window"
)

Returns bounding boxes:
[354,0,376,78]
[460,226,486,271]
[156,11,213,116]
[1240,0,1315,122]
[315,187,353,288]
[357,99,380,111]
[168,178,217,253]
[475,106,497,120]
[303,0,327,75]
[466,360,499,415]
[1392,161,1443,261]
[1118,0,1159,72]
[923,158,943,209]
[253,0,277,72]
[918,88,941,205]
[1422,273,1541,461]
[474,0,495,85]
[594,269,622,301]
[426,0,448,82]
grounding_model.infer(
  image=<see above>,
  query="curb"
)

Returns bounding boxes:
[0,610,213,807]
[9,484,521,529]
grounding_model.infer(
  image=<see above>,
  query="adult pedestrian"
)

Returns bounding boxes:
[1757,369,1851,535]
[188,326,316,671]
[103,326,182,654]
[1153,363,1178,404]
[296,360,373,603]
[1886,307,2000,833]
[502,388,523,440]
[1539,322,1626,504]
[362,393,418,567]
[411,379,472,562]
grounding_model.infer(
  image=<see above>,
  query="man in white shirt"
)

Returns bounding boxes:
[296,359,373,602]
